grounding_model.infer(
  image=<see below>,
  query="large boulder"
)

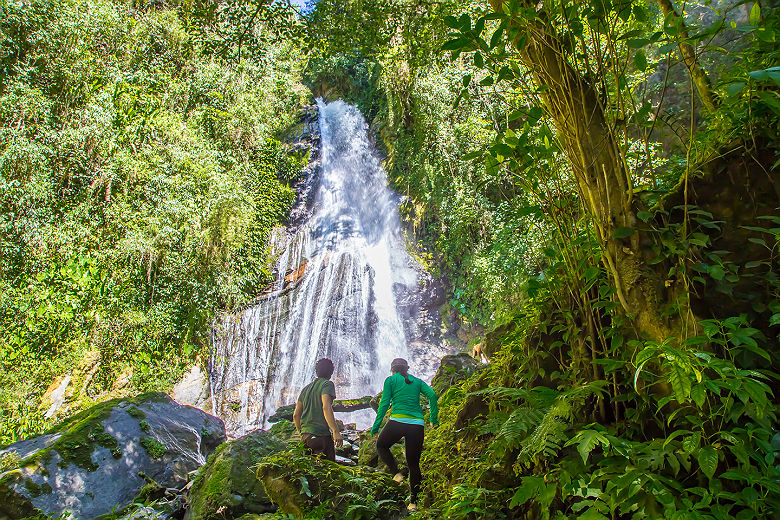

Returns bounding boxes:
[431,352,480,395]
[0,392,225,520]
[257,451,406,519]
[186,429,286,520]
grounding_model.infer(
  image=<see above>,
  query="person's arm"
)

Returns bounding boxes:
[421,381,439,426]
[321,394,343,447]
[293,401,303,432]
[370,377,393,435]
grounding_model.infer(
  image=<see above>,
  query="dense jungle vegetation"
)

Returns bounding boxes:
[2,0,779,518]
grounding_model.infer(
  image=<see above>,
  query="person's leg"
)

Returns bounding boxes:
[376,420,404,474]
[302,433,317,455]
[404,424,425,504]
[303,434,335,461]
[323,436,336,462]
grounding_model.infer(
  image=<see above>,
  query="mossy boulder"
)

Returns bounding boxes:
[267,420,300,445]
[257,451,406,519]
[186,429,287,520]
[0,392,225,519]
[356,432,407,474]
[431,352,479,395]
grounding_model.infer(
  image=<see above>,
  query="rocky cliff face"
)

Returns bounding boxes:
[205,101,461,437]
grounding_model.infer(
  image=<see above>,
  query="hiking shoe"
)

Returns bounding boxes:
[393,472,404,483]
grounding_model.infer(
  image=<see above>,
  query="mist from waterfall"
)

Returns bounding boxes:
[209,99,432,435]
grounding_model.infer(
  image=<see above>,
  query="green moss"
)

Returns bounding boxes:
[127,407,146,420]
[54,423,120,470]
[268,420,298,444]
[139,420,150,433]
[15,393,170,472]
[188,430,285,520]
[23,479,42,497]
[257,451,405,519]
[140,437,166,459]
[22,479,52,498]
[0,471,39,519]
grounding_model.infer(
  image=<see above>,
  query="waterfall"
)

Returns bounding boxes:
[209,99,449,436]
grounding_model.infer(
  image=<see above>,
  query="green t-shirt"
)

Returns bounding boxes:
[297,377,336,436]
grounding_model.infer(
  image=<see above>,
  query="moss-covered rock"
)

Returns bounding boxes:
[431,353,480,395]
[267,420,300,445]
[0,392,225,519]
[187,429,287,520]
[356,432,407,474]
[258,451,406,519]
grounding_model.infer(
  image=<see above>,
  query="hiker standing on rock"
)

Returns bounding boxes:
[293,358,344,461]
[371,357,439,512]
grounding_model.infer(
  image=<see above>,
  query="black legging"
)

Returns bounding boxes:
[376,420,425,503]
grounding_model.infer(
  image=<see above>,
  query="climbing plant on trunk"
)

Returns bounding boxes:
[443,0,725,342]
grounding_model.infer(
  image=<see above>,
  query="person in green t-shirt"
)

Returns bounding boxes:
[293,358,343,461]
[371,358,438,511]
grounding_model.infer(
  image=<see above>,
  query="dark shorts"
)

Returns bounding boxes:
[301,432,335,461]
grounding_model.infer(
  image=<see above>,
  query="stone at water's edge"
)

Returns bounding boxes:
[186,429,286,520]
[0,392,225,520]
[267,395,374,423]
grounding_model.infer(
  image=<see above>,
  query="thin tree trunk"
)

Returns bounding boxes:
[655,0,717,113]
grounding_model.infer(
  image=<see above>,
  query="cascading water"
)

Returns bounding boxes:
[209,99,449,436]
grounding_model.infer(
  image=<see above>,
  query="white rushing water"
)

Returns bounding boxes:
[210,99,433,435]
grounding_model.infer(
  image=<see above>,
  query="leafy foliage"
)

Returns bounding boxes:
[0,0,308,444]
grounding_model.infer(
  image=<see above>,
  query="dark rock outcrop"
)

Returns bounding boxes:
[0,393,225,520]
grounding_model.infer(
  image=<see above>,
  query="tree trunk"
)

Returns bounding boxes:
[490,0,677,341]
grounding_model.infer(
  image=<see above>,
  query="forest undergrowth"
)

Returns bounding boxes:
[0,0,308,444]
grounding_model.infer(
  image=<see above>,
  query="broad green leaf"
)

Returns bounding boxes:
[490,23,505,48]
[697,446,718,479]
[628,38,649,48]
[300,476,312,497]
[691,384,706,408]
[613,227,635,239]
[708,265,724,280]
[634,50,647,71]
[637,210,653,222]
[442,38,469,51]
[750,2,761,26]
[509,477,542,507]
[683,431,700,453]
[575,430,602,463]
[669,363,692,402]
[443,15,460,29]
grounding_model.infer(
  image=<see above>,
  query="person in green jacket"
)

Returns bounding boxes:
[371,358,438,511]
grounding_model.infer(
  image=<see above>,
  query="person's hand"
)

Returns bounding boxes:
[334,431,344,448]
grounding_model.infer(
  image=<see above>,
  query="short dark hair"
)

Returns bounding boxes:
[315,358,334,379]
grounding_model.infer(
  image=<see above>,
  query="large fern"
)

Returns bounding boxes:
[485,382,607,467]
